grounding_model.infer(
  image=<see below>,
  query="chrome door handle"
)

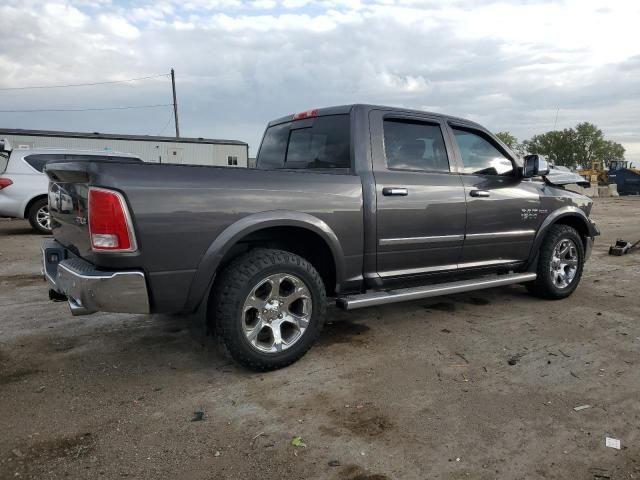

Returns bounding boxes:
[382,187,408,196]
[470,190,490,198]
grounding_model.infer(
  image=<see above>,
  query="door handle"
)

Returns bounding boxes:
[383,187,408,196]
[470,190,490,198]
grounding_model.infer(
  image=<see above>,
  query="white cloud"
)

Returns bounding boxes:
[251,0,277,8]
[43,3,88,28]
[281,0,312,9]
[98,14,141,38]
[0,0,638,162]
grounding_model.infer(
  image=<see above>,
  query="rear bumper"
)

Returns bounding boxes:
[0,192,24,219]
[42,239,150,316]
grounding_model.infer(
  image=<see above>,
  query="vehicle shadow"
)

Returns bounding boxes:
[0,219,39,236]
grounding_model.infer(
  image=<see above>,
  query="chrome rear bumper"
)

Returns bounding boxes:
[42,239,150,316]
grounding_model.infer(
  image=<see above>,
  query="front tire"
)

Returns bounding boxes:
[27,198,52,234]
[527,224,584,299]
[211,248,326,371]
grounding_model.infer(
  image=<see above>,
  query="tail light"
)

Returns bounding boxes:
[0,178,13,190]
[88,187,137,252]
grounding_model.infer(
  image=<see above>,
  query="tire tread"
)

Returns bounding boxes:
[528,224,584,300]
[211,248,326,371]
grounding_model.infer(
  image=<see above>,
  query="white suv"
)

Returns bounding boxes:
[0,139,142,233]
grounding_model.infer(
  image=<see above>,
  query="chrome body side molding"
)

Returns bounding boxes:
[379,234,464,246]
[465,230,535,241]
[380,230,535,246]
[379,258,521,278]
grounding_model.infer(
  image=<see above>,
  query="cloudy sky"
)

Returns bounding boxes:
[1,0,639,162]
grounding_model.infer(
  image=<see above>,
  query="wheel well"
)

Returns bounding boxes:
[551,215,589,249]
[218,226,337,296]
[24,195,47,218]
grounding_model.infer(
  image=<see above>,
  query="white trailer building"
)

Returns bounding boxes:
[0,128,249,167]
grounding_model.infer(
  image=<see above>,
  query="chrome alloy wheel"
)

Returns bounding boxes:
[242,273,312,353]
[36,205,51,231]
[549,238,579,289]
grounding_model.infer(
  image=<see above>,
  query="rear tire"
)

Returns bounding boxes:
[527,224,584,299]
[27,198,52,234]
[211,248,326,371]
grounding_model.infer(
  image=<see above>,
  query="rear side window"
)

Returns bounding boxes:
[383,119,450,172]
[452,128,514,176]
[24,155,48,172]
[257,114,351,170]
[24,154,142,173]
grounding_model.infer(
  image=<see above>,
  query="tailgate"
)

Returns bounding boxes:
[46,160,141,261]
[47,164,92,257]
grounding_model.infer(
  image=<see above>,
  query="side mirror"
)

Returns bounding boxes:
[522,154,550,177]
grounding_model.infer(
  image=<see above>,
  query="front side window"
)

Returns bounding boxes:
[257,114,351,170]
[452,128,514,175]
[383,119,450,172]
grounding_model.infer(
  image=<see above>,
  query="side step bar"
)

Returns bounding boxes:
[336,272,537,310]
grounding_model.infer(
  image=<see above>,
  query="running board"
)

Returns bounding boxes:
[336,272,537,310]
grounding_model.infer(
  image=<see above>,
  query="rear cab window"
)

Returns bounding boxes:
[257,114,351,172]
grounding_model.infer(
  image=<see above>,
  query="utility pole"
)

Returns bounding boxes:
[171,68,180,138]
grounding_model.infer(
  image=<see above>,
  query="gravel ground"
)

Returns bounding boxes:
[1,197,639,480]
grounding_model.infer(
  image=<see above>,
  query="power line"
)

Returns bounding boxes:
[156,111,175,136]
[0,74,169,91]
[0,104,173,113]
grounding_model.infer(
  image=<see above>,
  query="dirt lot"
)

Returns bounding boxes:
[1,197,639,480]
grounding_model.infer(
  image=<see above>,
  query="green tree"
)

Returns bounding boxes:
[522,123,624,168]
[495,131,525,156]
[523,129,576,167]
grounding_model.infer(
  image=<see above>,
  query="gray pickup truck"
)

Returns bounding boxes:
[42,104,599,370]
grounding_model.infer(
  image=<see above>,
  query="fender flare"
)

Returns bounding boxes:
[526,206,598,267]
[183,210,345,312]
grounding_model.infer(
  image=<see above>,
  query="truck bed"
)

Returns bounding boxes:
[46,161,364,313]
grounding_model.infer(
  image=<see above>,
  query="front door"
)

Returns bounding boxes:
[371,111,467,279]
[446,124,540,266]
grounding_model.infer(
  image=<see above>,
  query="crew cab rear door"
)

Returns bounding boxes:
[370,110,466,280]
[445,122,540,266]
